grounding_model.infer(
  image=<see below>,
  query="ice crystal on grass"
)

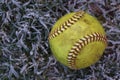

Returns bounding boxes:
[0,0,120,80]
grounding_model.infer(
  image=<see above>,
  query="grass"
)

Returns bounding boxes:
[0,0,120,80]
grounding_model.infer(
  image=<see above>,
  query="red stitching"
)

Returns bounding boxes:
[68,33,107,69]
[48,11,85,40]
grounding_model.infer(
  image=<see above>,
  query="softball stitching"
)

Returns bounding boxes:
[48,11,85,40]
[67,32,107,69]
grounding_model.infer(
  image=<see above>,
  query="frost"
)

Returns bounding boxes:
[0,0,120,79]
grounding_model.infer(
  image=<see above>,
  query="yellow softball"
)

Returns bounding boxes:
[48,10,107,69]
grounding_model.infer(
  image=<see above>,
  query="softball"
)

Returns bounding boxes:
[48,10,107,69]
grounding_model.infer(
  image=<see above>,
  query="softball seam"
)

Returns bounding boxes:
[67,32,107,69]
[48,11,85,40]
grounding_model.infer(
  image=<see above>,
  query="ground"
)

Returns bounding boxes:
[0,0,120,80]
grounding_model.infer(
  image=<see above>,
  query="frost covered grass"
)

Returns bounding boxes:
[0,0,120,80]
